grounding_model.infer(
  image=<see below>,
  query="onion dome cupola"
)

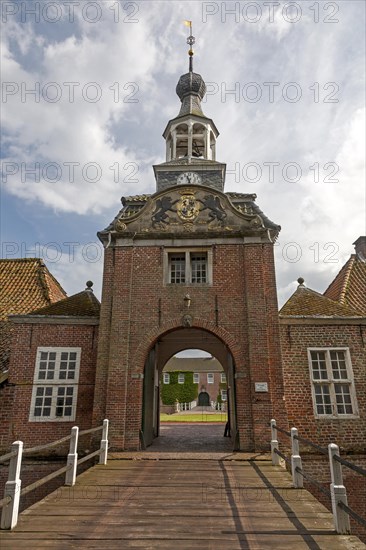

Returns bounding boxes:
[153,22,226,193]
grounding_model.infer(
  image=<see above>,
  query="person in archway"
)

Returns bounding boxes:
[224,421,230,437]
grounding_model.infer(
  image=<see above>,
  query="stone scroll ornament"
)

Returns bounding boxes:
[114,219,127,232]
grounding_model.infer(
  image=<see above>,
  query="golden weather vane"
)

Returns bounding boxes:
[183,20,195,71]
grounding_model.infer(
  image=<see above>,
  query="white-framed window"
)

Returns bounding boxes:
[178,373,185,384]
[170,253,186,283]
[207,373,214,384]
[30,347,81,422]
[191,253,207,283]
[221,389,227,401]
[220,372,226,383]
[308,348,358,418]
[164,249,212,285]
[163,373,170,384]
[193,373,199,384]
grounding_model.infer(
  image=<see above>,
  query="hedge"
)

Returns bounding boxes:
[161,371,198,405]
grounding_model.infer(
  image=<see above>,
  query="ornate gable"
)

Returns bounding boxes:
[99,186,280,244]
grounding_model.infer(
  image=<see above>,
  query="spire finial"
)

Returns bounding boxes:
[184,20,195,72]
[85,280,94,291]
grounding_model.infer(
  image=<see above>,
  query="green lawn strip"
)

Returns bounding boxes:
[160,413,227,423]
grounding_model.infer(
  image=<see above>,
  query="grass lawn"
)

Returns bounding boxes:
[160,413,227,423]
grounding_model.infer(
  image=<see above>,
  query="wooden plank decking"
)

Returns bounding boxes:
[0,456,364,549]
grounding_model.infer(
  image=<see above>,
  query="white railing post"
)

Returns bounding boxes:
[270,419,280,466]
[291,427,303,488]
[65,426,79,486]
[1,441,23,530]
[328,443,350,534]
[99,419,109,465]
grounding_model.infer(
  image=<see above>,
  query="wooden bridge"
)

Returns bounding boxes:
[0,454,364,549]
[1,420,365,549]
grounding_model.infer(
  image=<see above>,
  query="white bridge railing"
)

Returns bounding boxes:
[176,400,197,412]
[0,419,109,530]
[270,418,366,535]
[211,401,226,411]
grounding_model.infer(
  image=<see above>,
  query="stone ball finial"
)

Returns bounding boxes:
[85,280,94,291]
[176,72,206,101]
[297,277,305,286]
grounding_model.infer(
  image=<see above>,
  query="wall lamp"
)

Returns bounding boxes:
[184,294,191,308]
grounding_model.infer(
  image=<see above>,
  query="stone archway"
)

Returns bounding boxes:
[141,325,238,450]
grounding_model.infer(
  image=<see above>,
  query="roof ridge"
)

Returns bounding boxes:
[305,285,343,303]
[280,282,362,317]
[338,255,356,305]
[0,257,43,263]
[315,285,361,314]
[29,289,100,317]
[37,261,52,303]
[43,266,67,298]
[323,255,355,303]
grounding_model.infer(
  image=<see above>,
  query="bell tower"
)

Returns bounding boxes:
[154,23,226,192]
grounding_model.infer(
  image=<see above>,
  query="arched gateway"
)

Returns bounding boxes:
[93,35,288,452]
[141,326,238,449]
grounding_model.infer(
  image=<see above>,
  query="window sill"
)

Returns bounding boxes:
[314,414,360,420]
[29,417,76,423]
[165,282,212,287]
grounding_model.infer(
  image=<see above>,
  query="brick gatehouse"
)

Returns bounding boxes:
[92,58,289,450]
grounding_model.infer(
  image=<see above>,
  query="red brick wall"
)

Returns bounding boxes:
[93,242,287,451]
[0,384,15,451]
[280,323,366,450]
[5,322,98,450]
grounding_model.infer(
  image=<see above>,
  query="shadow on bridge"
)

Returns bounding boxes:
[1,454,363,549]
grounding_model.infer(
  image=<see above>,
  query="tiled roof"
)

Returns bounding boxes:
[0,258,66,372]
[279,284,363,318]
[30,289,100,317]
[164,356,223,372]
[226,192,257,202]
[0,258,66,321]
[121,195,150,206]
[324,254,366,314]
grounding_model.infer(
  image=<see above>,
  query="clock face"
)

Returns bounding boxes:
[177,172,202,185]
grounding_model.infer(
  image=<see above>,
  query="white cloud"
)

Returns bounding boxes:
[43,246,104,299]
[1,1,365,304]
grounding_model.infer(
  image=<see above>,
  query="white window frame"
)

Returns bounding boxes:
[193,373,199,384]
[29,347,81,422]
[164,248,213,285]
[178,373,185,384]
[207,373,214,384]
[221,389,227,401]
[163,373,170,384]
[221,372,226,383]
[307,347,358,419]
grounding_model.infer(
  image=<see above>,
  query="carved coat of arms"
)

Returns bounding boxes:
[177,193,200,222]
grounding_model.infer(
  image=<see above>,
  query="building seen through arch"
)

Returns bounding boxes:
[161,354,227,412]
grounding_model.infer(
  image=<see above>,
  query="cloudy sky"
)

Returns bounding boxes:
[1,0,365,307]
